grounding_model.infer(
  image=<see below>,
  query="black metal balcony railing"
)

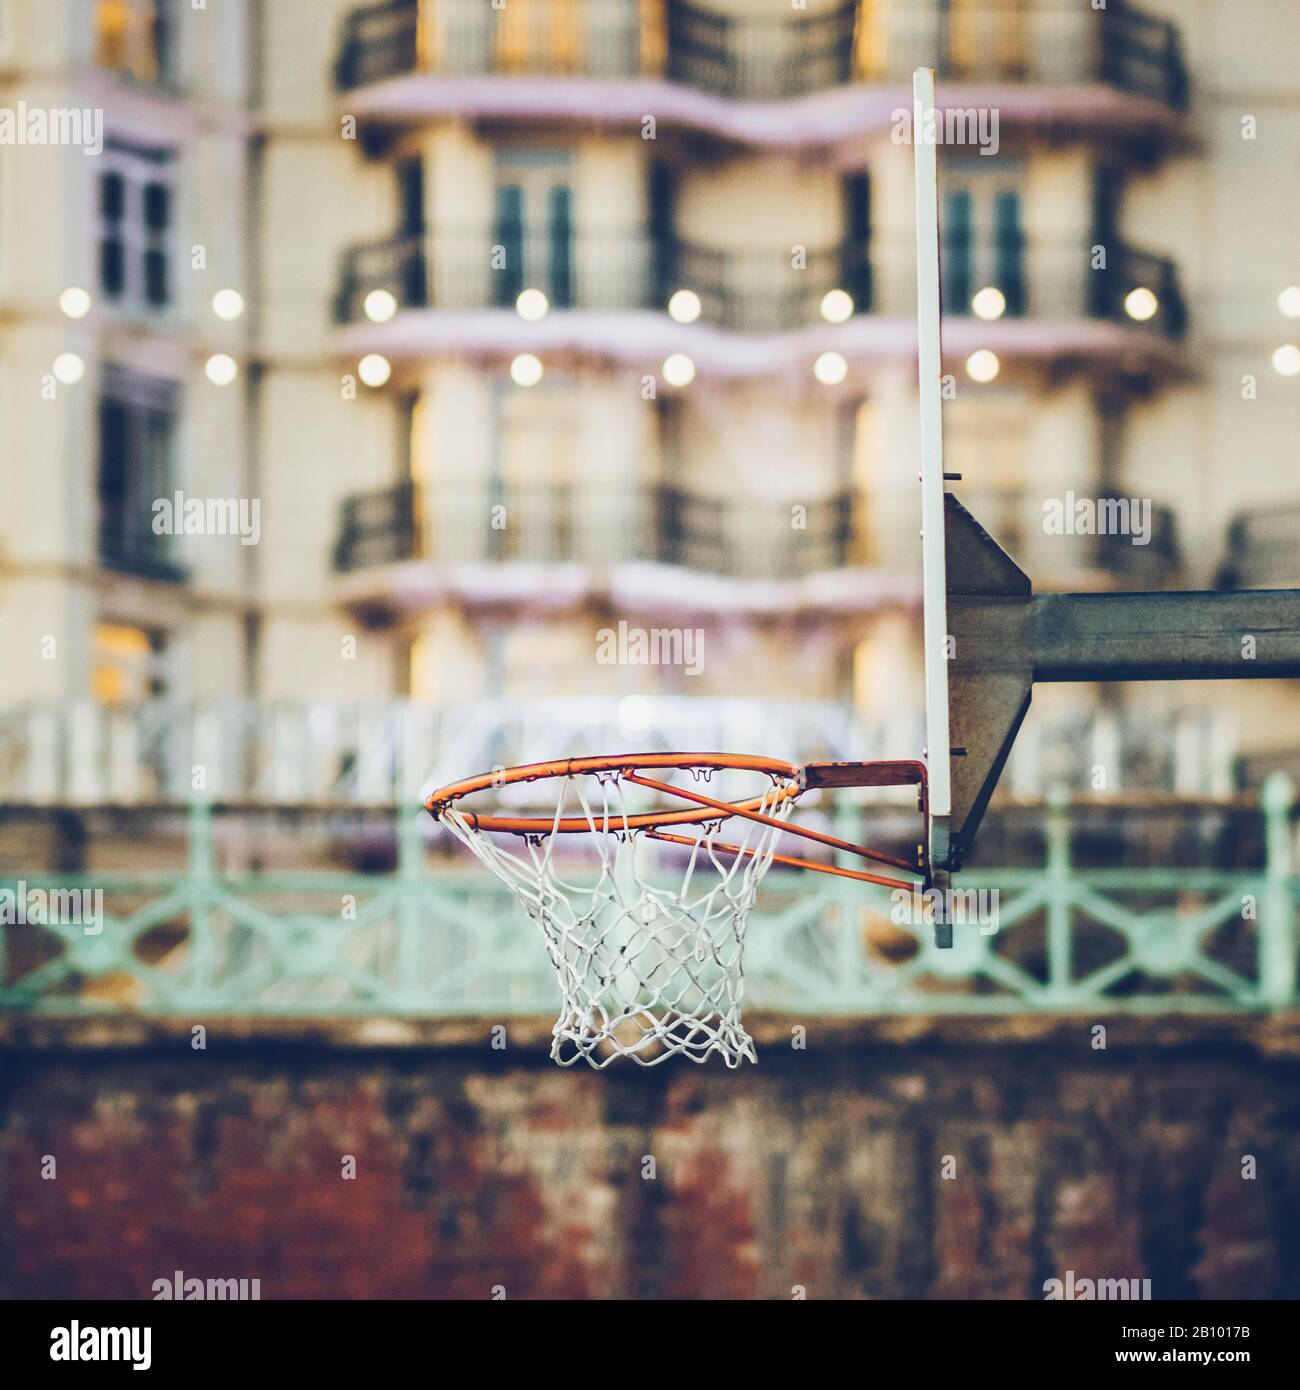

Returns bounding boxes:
[335,0,1190,112]
[332,483,1182,587]
[335,0,856,97]
[334,0,419,89]
[333,230,658,323]
[667,240,873,333]
[335,227,1185,340]
[98,511,189,584]
[656,488,854,577]
[1093,495,1181,587]
[333,483,858,579]
[333,480,420,572]
[1218,506,1300,590]
[920,486,1182,589]
[932,234,1186,339]
[334,232,427,322]
[1098,2,1189,112]
[1087,242,1188,340]
[665,0,856,101]
[333,229,872,331]
[917,1,1189,110]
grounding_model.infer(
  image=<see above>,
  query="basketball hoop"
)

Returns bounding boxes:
[426,753,927,1067]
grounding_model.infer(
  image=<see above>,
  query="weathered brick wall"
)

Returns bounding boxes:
[2,1019,1298,1299]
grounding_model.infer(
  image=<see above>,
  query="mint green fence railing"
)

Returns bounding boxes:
[2,778,1296,1017]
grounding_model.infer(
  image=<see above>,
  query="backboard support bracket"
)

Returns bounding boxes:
[937,497,1300,874]
[911,66,1300,947]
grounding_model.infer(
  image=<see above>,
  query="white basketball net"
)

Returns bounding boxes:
[439,768,799,1067]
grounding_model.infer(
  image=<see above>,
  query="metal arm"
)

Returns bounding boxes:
[937,493,1300,875]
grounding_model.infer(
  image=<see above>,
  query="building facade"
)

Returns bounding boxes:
[1,0,1298,817]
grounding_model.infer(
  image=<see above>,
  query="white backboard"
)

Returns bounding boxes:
[913,66,951,875]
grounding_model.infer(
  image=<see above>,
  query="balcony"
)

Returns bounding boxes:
[331,479,1182,613]
[1087,244,1187,341]
[335,0,1190,145]
[98,512,189,585]
[1217,505,1300,590]
[950,489,1184,591]
[333,227,1186,376]
[334,227,874,334]
[935,237,1187,343]
[337,0,858,97]
[334,480,421,572]
[333,482,857,582]
[664,0,856,100]
[334,229,659,322]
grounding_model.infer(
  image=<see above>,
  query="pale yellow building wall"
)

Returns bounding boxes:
[674,156,841,251]
[670,384,845,498]
[409,608,487,705]
[261,0,358,127]
[0,85,75,311]
[575,134,647,232]
[259,369,398,600]
[425,123,494,235]
[260,137,393,357]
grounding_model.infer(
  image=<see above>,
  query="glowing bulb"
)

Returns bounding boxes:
[965,349,1000,383]
[205,353,239,386]
[212,288,245,321]
[52,353,85,384]
[662,353,695,387]
[820,289,854,324]
[667,289,702,324]
[59,287,92,319]
[1124,287,1158,322]
[515,288,549,321]
[363,289,397,323]
[1272,344,1300,377]
[510,353,543,387]
[358,353,391,387]
[971,286,1006,321]
[1278,286,1300,318]
[813,351,847,385]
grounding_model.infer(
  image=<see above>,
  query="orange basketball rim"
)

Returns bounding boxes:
[425,752,930,892]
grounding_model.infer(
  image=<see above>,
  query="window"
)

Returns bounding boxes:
[99,140,175,312]
[95,0,178,85]
[939,0,1029,81]
[941,160,1025,317]
[98,366,185,581]
[494,0,580,74]
[92,623,169,705]
[393,157,428,306]
[493,150,574,308]
[840,171,872,312]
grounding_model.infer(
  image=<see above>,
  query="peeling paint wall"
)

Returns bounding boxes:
[3,1033,1298,1299]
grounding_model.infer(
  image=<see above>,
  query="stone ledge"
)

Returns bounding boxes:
[4,1010,1300,1058]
